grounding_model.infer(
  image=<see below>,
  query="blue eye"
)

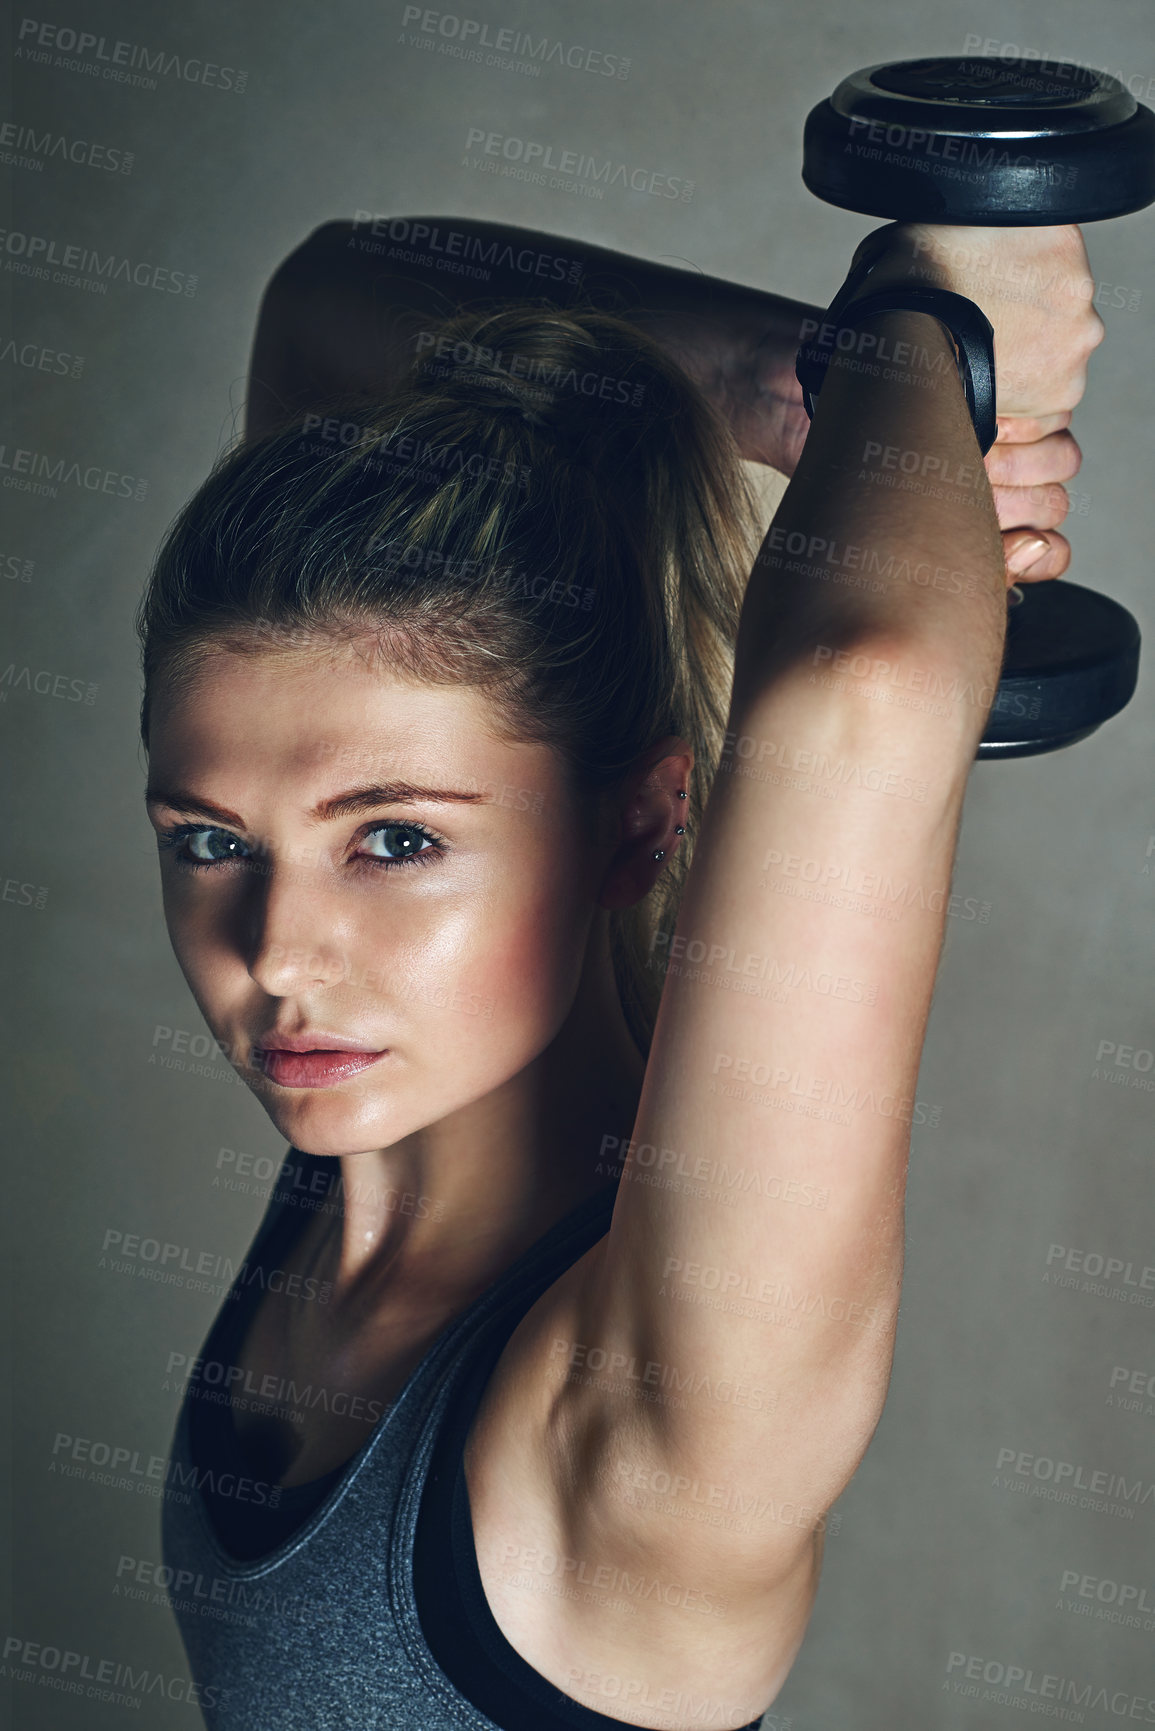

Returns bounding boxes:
[359,822,438,866]
[158,825,253,867]
[156,819,442,872]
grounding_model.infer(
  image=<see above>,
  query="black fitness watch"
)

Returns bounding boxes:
[795,263,998,456]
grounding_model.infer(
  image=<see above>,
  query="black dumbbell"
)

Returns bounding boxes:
[800,57,1152,758]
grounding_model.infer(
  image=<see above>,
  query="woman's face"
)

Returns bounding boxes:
[144,639,609,1157]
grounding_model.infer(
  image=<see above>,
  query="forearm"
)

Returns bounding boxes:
[246,216,818,467]
[733,307,1009,723]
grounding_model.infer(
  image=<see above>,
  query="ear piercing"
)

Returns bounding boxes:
[653,792,688,862]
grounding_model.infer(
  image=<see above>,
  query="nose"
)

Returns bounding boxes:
[245,858,349,995]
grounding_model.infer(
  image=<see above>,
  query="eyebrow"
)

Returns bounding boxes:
[143,782,488,825]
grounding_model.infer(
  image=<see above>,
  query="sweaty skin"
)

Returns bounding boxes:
[145,220,1103,1725]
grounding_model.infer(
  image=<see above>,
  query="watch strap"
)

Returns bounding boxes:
[796,277,997,456]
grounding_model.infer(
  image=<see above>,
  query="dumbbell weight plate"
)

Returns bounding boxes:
[803,56,1155,223]
[802,55,1151,756]
[978,579,1141,757]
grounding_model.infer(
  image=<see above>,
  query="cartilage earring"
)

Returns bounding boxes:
[653,849,666,861]
[674,824,686,835]
[677,789,687,799]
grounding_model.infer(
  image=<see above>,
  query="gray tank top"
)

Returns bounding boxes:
[161,1146,765,1729]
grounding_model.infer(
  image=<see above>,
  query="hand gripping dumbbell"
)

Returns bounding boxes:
[800,57,1154,757]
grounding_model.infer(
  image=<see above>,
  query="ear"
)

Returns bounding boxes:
[597,735,694,912]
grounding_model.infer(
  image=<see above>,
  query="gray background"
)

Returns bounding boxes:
[5,1,1154,1726]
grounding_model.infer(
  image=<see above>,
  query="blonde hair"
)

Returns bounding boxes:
[135,304,762,1053]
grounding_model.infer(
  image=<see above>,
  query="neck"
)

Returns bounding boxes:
[314,911,645,1303]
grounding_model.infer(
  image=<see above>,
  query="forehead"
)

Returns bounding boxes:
[147,643,547,789]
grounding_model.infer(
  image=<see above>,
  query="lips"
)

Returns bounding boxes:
[253,1031,387,1090]
[257,1048,387,1089]
[256,1030,383,1053]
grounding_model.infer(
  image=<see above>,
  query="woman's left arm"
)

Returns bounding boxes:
[469,227,1103,1694]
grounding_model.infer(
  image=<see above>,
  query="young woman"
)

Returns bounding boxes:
[145,219,1098,1729]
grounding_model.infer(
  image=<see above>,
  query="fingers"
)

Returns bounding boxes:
[990,479,1070,534]
[989,411,1072,444]
[985,428,1083,490]
[1001,528,1071,585]
[986,426,1082,540]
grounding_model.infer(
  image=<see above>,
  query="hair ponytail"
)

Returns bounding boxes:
[136,302,763,1053]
